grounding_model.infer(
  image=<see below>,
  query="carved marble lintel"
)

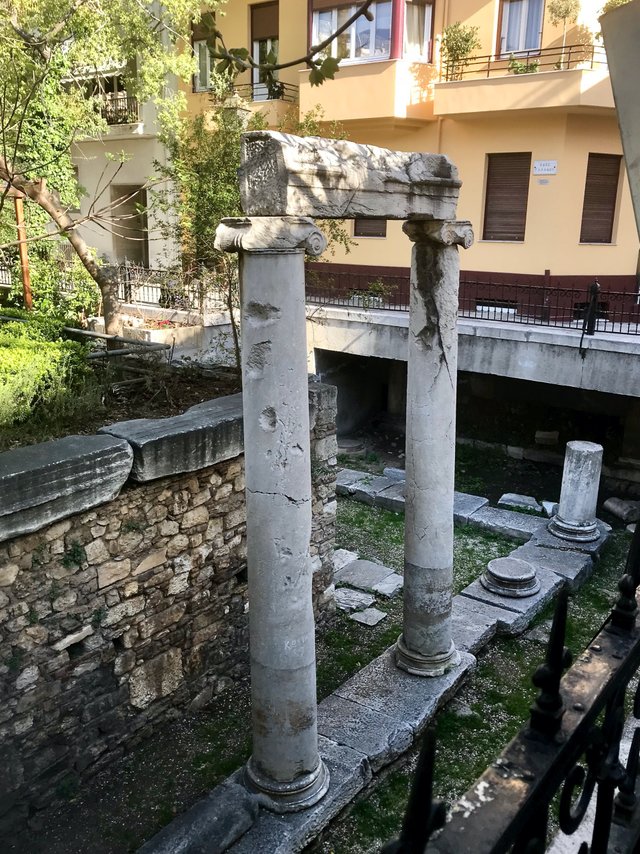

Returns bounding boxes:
[214,216,327,256]
[403,220,474,249]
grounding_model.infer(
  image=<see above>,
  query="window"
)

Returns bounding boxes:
[110,185,149,267]
[193,40,212,92]
[252,2,279,100]
[498,0,544,56]
[579,153,622,244]
[483,153,532,241]
[312,1,392,62]
[404,0,434,61]
[354,218,387,237]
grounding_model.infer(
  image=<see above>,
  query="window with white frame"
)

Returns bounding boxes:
[193,40,212,92]
[498,0,544,56]
[404,0,434,60]
[312,1,392,63]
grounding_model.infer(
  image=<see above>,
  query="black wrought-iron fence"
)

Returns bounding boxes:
[384,525,640,854]
[100,95,140,125]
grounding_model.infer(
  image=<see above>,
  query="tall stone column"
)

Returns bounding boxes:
[215,216,330,812]
[396,219,473,677]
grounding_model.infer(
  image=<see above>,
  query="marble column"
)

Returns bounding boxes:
[395,219,473,677]
[548,440,603,542]
[215,216,330,812]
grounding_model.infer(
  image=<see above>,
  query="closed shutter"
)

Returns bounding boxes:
[579,153,621,244]
[354,218,387,237]
[483,152,531,241]
[252,2,279,41]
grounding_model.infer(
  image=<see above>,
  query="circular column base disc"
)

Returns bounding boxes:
[548,516,599,542]
[244,756,330,814]
[395,634,461,677]
[480,557,540,598]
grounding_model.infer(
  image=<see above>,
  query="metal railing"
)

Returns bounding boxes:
[100,95,140,125]
[385,525,640,854]
[306,272,640,336]
[443,42,608,82]
[233,81,299,103]
[117,265,203,312]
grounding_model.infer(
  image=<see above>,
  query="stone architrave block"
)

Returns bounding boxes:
[0,434,133,543]
[459,568,563,636]
[509,543,593,591]
[138,782,259,854]
[466,505,545,542]
[100,394,243,482]
[317,694,413,772]
[238,131,461,221]
[454,491,490,524]
[334,649,476,733]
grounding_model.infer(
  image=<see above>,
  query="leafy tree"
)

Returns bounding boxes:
[441,23,482,81]
[547,0,581,62]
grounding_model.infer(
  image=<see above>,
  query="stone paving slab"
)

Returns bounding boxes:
[453,491,490,523]
[333,548,358,572]
[459,568,563,635]
[375,482,406,513]
[353,475,396,506]
[450,595,511,654]
[498,493,543,512]
[350,607,387,626]
[383,466,405,482]
[465,505,545,541]
[373,573,403,597]
[228,736,372,854]
[335,559,395,591]
[335,588,376,612]
[334,648,476,733]
[530,520,611,557]
[335,468,370,495]
[317,694,413,772]
[509,543,594,591]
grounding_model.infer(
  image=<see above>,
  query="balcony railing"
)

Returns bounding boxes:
[305,268,640,336]
[443,42,608,82]
[100,95,140,125]
[233,82,299,104]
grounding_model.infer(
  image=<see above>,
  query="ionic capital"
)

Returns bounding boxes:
[214,216,327,256]
[403,219,474,249]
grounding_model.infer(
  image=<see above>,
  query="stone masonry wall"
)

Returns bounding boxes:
[0,383,337,828]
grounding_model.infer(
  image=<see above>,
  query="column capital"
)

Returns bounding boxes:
[214,216,327,256]
[403,219,474,249]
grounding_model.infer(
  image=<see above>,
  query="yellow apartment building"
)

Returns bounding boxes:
[190,0,639,296]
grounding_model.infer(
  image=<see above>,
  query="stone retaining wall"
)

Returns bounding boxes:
[0,383,337,828]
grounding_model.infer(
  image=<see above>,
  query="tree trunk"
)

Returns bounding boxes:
[1,158,122,335]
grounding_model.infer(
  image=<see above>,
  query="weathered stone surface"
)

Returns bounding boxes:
[228,736,372,854]
[129,649,183,709]
[453,491,489,523]
[603,497,640,523]
[0,435,133,543]
[51,626,93,653]
[549,441,603,541]
[238,131,460,221]
[372,573,403,597]
[335,559,395,592]
[375,482,406,513]
[498,493,543,513]
[542,501,559,518]
[531,521,611,557]
[350,607,387,627]
[134,549,167,576]
[100,394,243,482]
[382,467,405,482]
[353,475,396,506]
[509,543,593,591]
[335,588,375,612]
[460,568,563,636]
[451,595,507,654]
[466,505,545,542]
[333,548,358,573]
[97,559,131,589]
[317,694,413,772]
[138,782,258,854]
[335,649,476,732]
[335,468,370,495]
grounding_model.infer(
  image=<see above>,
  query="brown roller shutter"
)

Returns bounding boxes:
[252,2,279,41]
[354,218,387,238]
[483,152,531,241]
[579,153,621,244]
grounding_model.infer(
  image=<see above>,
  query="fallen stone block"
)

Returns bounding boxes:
[603,497,640,523]
[100,394,243,482]
[0,435,133,543]
[498,493,543,513]
[372,573,403,598]
[317,694,413,772]
[335,588,376,612]
[335,559,396,592]
[350,608,387,627]
[138,781,258,854]
[465,505,544,542]
[333,548,359,573]
[454,491,489,524]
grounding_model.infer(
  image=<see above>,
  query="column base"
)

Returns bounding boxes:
[395,634,461,677]
[547,516,599,542]
[244,756,330,814]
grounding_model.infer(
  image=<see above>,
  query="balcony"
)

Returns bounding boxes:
[298,59,437,126]
[100,95,141,125]
[434,44,614,117]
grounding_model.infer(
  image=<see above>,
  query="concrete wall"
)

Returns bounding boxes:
[0,385,337,830]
